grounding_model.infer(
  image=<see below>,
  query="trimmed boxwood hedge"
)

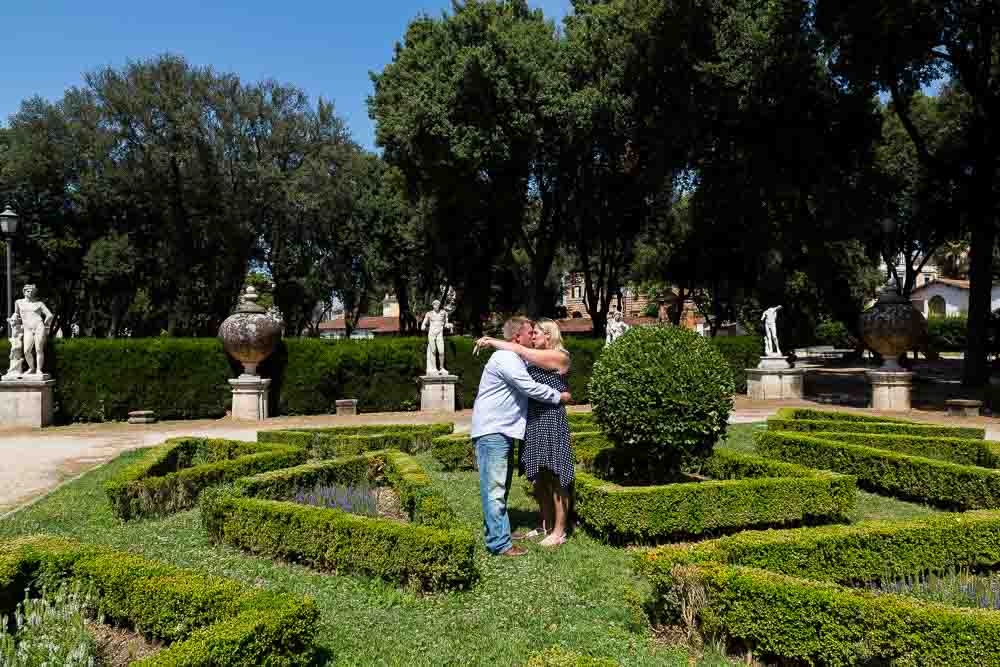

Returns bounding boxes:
[574,449,855,542]
[756,430,1000,510]
[664,562,1000,666]
[636,513,1000,666]
[200,450,475,589]
[636,511,1000,586]
[805,430,1000,468]
[0,535,319,666]
[258,423,454,458]
[28,334,762,424]
[105,437,307,521]
[767,407,985,440]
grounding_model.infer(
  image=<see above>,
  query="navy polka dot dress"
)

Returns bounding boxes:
[523,364,574,490]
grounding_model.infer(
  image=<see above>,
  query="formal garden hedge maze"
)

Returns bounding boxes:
[757,408,1000,509]
[0,535,319,666]
[636,512,1000,665]
[105,437,308,521]
[200,449,475,590]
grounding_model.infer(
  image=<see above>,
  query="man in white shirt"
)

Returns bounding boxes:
[471,317,570,557]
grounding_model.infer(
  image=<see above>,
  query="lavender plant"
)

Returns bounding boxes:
[866,568,1000,610]
[0,582,99,666]
[292,481,380,517]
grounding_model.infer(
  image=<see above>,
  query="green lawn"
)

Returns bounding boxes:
[0,422,945,665]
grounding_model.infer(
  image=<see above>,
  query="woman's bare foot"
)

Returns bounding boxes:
[539,533,566,548]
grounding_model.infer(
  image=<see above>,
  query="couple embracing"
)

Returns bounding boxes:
[471,316,575,557]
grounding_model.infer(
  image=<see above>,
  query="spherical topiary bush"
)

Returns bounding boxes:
[588,325,735,469]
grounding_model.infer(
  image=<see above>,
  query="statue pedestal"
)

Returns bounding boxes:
[747,356,804,400]
[867,370,913,412]
[229,376,270,421]
[420,374,458,412]
[0,377,56,428]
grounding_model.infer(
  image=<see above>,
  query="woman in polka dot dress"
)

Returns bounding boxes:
[475,318,572,547]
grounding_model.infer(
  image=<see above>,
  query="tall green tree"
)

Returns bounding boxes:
[818,0,1000,384]
[370,0,563,332]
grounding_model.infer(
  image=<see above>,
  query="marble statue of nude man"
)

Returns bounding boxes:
[421,299,454,375]
[13,284,54,376]
[761,305,783,357]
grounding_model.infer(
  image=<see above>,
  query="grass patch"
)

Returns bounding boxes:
[0,422,949,664]
[1,449,725,665]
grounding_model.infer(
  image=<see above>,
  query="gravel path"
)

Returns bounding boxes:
[1,400,996,514]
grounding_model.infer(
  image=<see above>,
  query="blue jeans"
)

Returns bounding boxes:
[475,433,514,555]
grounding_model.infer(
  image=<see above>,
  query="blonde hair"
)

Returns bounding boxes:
[535,318,568,355]
[502,316,532,341]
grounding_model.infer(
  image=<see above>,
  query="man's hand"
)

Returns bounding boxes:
[559,392,572,404]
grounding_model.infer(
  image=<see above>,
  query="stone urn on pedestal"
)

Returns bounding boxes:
[859,289,927,412]
[218,286,283,420]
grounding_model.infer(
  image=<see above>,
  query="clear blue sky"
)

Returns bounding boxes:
[1,0,572,150]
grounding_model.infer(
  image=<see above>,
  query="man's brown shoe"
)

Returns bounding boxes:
[500,545,528,557]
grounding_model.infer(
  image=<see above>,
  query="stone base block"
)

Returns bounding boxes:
[128,410,157,424]
[420,374,458,412]
[0,378,56,428]
[747,368,805,401]
[229,376,271,421]
[946,399,982,417]
[867,370,913,412]
[757,355,793,370]
[336,399,358,416]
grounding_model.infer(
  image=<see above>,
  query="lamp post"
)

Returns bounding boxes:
[0,207,18,320]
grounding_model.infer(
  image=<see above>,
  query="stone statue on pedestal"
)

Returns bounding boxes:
[421,300,454,375]
[5,284,54,380]
[761,305,783,357]
[605,310,629,346]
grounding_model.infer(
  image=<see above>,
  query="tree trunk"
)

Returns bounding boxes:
[963,213,996,386]
[670,286,686,327]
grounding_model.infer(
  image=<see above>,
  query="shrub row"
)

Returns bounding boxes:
[708,335,761,394]
[807,430,1000,468]
[636,510,1000,586]
[201,450,475,589]
[665,562,1000,666]
[432,434,475,471]
[257,423,453,458]
[767,416,984,440]
[756,430,1000,510]
[772,407,910,424]
[0,535,319,666]
[928,315,968,351]
[104,437,307,521]
[28,333,759,424]
[574,449,855,542]
[769,407,986,439]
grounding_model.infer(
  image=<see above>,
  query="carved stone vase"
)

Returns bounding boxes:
[218,287,282,420]
[218,286,283,377]
[858,289,927,371]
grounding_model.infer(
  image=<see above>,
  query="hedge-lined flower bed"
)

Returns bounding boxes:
[0,535,319,666]
[636,511,1000,586]
[803,430,1000,468]
[258,423,453,458]
[635,513,1000,665]
[756,430,1000,510]
[767,407,985,439]
[574,449,855,543]
[104,437,307,521]
[200,450,475,590]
